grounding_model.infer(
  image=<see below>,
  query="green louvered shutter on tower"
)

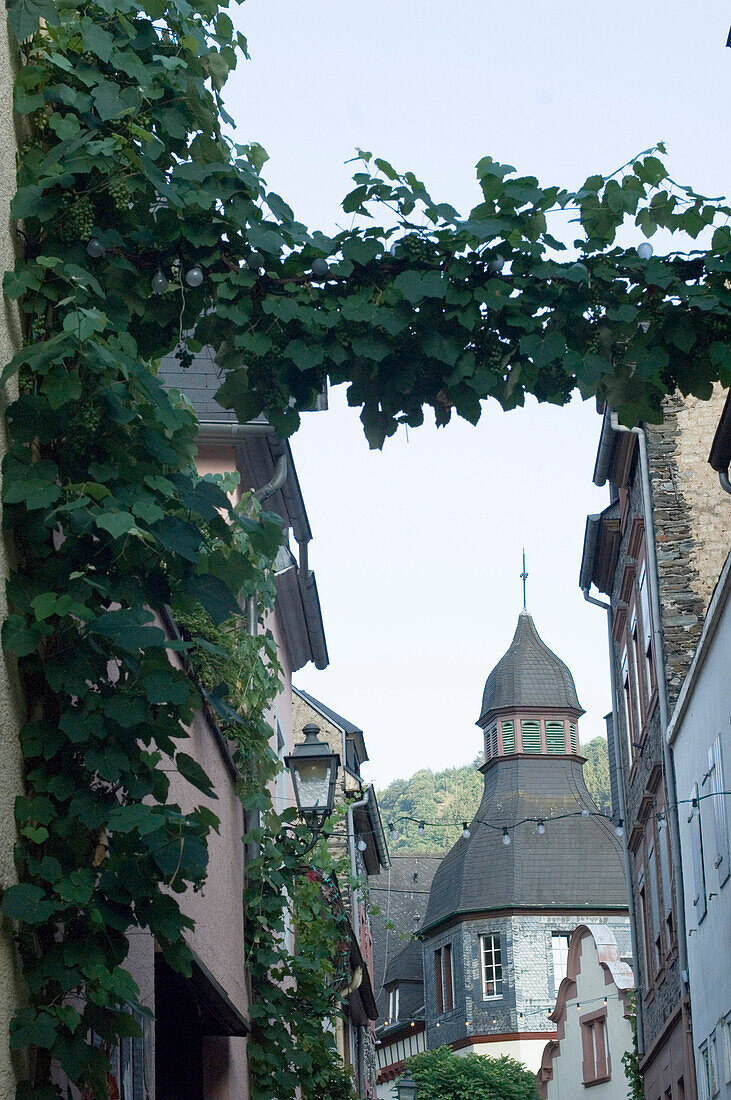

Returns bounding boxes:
[569,723,578,753]
[501,720,515,753]
[545,720,566,754]
[485,725,496,759]
[491,726,499,758]
[520,720,541,753]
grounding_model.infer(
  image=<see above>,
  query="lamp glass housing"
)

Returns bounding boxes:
[396,1070,418,1100]
[285,723,340,825]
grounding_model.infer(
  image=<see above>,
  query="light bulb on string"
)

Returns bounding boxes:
[418,821,426,836]
[502,828,511,846]
[86,238,104,259]
[357,839,367,852]
[462,822,471,839]
[151,267,169,295]
[614,820,624,838]
[637,242,654,259]
[581,808,589,817]
[488,254,505,273]
[389,823,400,841]
[185,264,204,287]
[537,820,546,835]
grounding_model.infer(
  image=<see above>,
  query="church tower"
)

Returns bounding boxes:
[419,611,630,1072]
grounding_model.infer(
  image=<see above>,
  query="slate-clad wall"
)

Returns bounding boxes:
[423,913,630,1051]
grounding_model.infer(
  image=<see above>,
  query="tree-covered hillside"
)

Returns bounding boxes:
[377,737,611,854]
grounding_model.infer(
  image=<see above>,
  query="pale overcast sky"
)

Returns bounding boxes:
[223,1,730,788]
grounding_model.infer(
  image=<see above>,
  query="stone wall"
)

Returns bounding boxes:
[647,386,730,708]
[423,913,630,1055]
[0,18,28,1100]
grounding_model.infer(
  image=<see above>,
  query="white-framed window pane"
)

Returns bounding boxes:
[551,932,571,995]
[480,933,502,999]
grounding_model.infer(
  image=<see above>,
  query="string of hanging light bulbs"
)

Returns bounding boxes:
[385,788,731,845]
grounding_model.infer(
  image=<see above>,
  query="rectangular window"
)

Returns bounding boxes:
[635,856,650,988]
[580,1010,610,1084]
[569,723,578,754]
[434,948,443,1014]
[491,726,499,759]
[434,945,453,1014]
[501,720,515,754]
[709,736,730,887]
[551,932,571,995]
[638,564,656,701]
[710,1031,720,1096]
[700,1044,712,1100]
[545,720,566,754]
[722,1014,731,1084]
[520,720,541,753]
[387,986,399,1021]
[620,646,634,766]
[657,816,674,946]
[480,933,503,999]
[646,842,662,970]
[630,611,644,734]
[443,944,454,1011]
[689,784,708,922]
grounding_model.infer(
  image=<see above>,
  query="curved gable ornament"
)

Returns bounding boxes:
[538,925,634,1099]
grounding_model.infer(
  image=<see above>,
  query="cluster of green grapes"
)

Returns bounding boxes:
[58,195,95,241]
[487,340,507,367]
[64,401,104,462]
[394,233,438,265]
[109,178,132,212]
[586,328,602,354]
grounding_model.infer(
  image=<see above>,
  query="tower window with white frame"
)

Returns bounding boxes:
[551,931,571,995]
[479,933,503,999]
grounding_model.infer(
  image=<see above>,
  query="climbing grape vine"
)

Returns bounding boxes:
[1,0,730,1095]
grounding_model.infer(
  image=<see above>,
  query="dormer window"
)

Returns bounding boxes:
[345,735,360,777]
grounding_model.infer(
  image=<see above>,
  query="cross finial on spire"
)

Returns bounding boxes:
[520,549,528,609]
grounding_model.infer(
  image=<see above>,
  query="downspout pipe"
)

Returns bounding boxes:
[607,413,690,990]
[347,793,369,950]
[582,586,645,1055]
[254,453,287,504]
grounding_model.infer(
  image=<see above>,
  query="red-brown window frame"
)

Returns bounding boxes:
[580,1008,611,1085]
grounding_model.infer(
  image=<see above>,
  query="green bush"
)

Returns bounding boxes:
[407,1046,539,1100]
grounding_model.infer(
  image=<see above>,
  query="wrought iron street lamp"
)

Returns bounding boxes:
[284,723,340,836]
[396,1070,418,1100]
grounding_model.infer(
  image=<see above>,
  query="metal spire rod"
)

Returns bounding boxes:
[520,548,528,609]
